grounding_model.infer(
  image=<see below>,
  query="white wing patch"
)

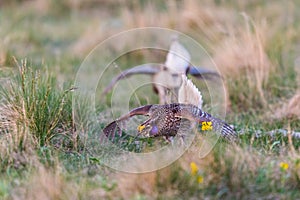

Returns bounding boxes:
[165,39,191,74]
[178,75,203,109]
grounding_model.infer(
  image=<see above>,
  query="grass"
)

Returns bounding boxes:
[0,58,74,147]
[0,0,300,199]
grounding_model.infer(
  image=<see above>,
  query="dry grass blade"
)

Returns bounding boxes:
[212,14,272,108]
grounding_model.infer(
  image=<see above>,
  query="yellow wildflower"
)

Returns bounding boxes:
[279,162,289,171]
[201,121,213,131]
[190,162,199,175]
[197,175,204,184]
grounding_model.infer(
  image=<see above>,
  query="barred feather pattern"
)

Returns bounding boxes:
[103,103,237,142]
[161,104,237,141]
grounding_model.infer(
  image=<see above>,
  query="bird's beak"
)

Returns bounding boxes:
[137,118,152,133]
[137,116,160,137]
[137,124,146,132]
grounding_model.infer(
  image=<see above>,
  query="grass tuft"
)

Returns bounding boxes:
[0,58,77,169]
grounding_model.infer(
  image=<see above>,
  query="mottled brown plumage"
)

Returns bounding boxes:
[103,103,237,142]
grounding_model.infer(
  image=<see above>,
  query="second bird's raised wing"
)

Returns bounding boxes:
[102,64,161,95]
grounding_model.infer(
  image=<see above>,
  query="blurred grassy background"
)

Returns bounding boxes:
[0,0,300,199]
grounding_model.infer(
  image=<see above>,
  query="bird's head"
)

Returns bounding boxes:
[111,104,161,138]
[137,117,160,137]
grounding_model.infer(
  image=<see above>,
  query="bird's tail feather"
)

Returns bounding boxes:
[210,117,237,141]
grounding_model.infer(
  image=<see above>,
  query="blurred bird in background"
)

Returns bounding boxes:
[102,38,221,104]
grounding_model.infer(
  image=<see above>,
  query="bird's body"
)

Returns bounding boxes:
[103,103,236,142]
[138,104,185,138]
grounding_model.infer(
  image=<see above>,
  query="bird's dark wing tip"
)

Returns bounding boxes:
[102,120,121,142]
[188,66,222,79]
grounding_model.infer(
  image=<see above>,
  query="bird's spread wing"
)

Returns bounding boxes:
[174,104,237,141]
[102,105,153,140]
[187,66,222,79]
[201,115,236,141]
[178,75,203,109]
[102,64,161,95]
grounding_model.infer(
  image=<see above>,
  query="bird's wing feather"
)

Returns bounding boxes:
[188,66,222,79]
[102,64,161,95]
[174,104,237,141]
[178,75,203,109]
[103,105,153,140]
[165,39,191,73]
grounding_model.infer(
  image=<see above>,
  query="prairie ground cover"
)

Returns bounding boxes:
[0,1,300,199]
